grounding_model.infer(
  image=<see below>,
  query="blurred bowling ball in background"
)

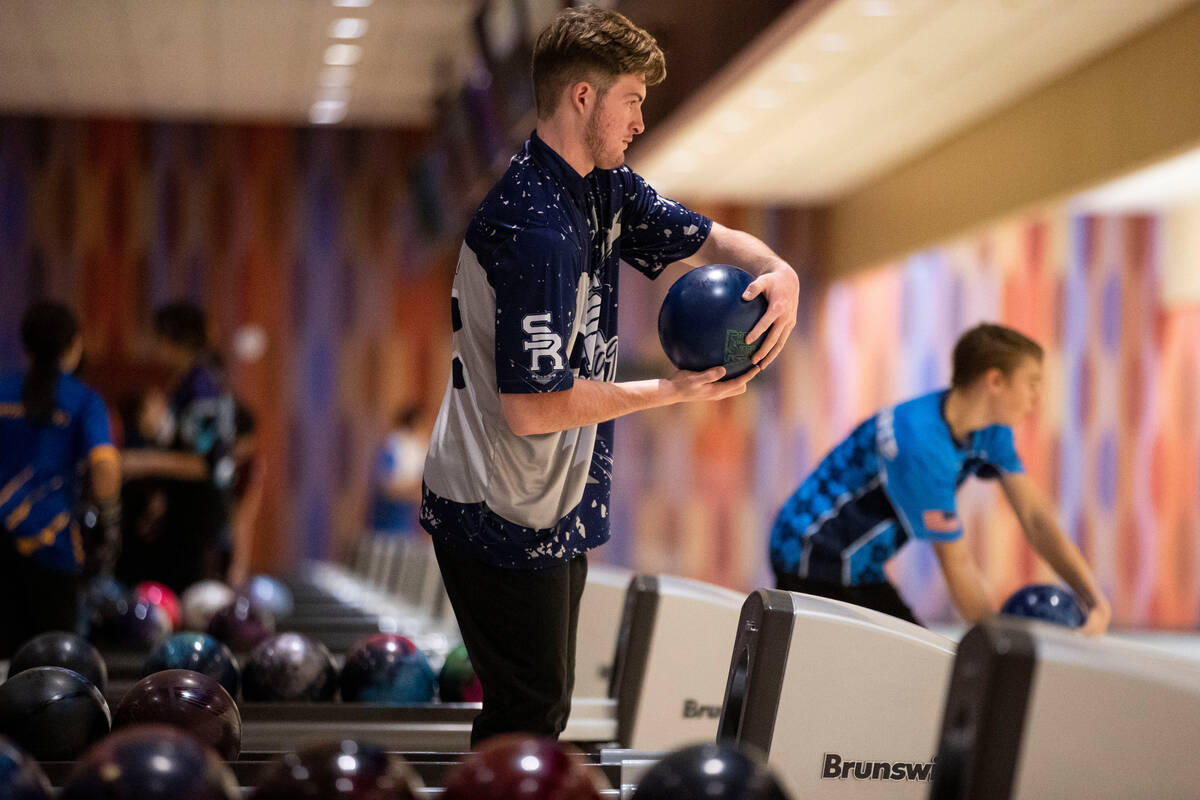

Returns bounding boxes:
[0,735,52,800]
[237,574,294,620]
[206,597,275,652]
[242,632,337,702]
[181,580,237,632]
[0,666,111,761]
[144,633,241,697]
[632,742,789,800]
[134,581,183,630]
[114,669,242,760]
[253,739,422,799]
[340,634,437,704]
[443,734,604,800]
[438,643,482,703]
[9,631,108,692]
[60,725,239,800]
[81,573,129,637]
[657,264,768,380]
[91,595,174,652]
[1000,584,1087,628]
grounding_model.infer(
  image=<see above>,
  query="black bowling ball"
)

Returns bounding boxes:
[632,742,790,800]
[0,666,111,761]
[10,630,108,692]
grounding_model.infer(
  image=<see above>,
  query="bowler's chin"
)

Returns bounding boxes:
[595,152,626,170]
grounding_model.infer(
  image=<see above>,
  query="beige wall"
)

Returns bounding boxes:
[1164,200,1200,307]
[823,1,1200,278]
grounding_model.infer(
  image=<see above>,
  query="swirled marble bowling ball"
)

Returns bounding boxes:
[143,632,241,697]
[443,735,604,800]
[0,734,52,800]
[206,597,275,652]
[340,634,436,704]
[0,666,111,761]
[60,725,239,800]
[114,669,242,760]
[10,630,108,693]
[437,643,482,703]
[242,632,337,702]
[252,739,421,799]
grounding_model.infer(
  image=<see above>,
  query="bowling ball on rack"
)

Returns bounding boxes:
[90,595,173,652]
[0,734,52,800]
[206,597,275,652]
[9,630,108,693]
[632,742,789,800]
[242,632,338,702]
[657,264,768,380]
[134,580,183,630]
[443,734,605,800]
[143,632,241,697]
[438,643,482,703]
[252,739,422,799]
[340,633,436,704]
[181,580,236,632]
[0,666,111,761]
[60,724,239,800]
[114,669,242,760]
[1000,584,1087,628]
[237,574,294,620]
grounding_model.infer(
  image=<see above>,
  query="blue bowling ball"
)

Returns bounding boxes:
[0,734,52,800]
[340,634,436,704]
[238,574,294,620]
[1000,584,1087,628]
[144,633,241,697]
[657,264,768,380]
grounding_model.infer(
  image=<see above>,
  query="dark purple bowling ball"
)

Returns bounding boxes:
[242,632,337,702]
[60,724,239,800]
[206,596,275,652]
[91,595,174,652]
[340,633,437,704]
[443,735,603,800]
[252,739,421,799]
[631,742,789,800]
[1000,584,1087,628]
[10,630,108,693]
[81,573,128,634]
[0,666,111,761]
[114,669,242,760]
[143,632,241,697]
[0,734,52,800]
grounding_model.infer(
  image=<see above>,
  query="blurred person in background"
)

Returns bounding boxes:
[0,301,121,656]
[369,403,427,538]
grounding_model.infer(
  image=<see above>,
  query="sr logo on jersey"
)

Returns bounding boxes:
[523,313,564,372]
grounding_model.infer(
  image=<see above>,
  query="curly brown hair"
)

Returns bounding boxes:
[532,6,665,118]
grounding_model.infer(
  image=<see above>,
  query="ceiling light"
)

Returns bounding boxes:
[819,32,848,52]
[318,66,355,87]
[310,100,347,124]
[862,0,894,16]
[329,18,368,38]
[315,86,350,103]
[324,44,362,66]
[332,0,372,7]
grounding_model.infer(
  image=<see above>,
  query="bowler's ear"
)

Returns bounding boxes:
[566,80,597,114]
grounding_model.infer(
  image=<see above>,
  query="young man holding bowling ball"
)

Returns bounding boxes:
[770,324,1110,635]
[421,5,799,745]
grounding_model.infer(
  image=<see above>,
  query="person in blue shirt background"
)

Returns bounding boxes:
[0,301,121,657]
[369,403,427,537]
[770,323,1111,635]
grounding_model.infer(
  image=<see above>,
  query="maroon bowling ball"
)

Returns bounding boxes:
[242,632,338,702]
[0,666,111,761]
[443,735,604,800]
[60,724,239,800]
[114,669,242,760]
[252,739,421,799]
[206,596,275,652]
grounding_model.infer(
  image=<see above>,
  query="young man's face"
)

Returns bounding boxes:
[584,74,646,170]
[994,356,1043,426]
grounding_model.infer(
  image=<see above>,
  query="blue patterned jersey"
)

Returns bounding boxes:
[421,132,712,568]
[0,371,115,572]
[770,390,1024,586]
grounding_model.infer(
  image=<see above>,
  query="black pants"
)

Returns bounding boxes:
[775,570,922,627]
[433,539,587,746]
[0,535,81,659]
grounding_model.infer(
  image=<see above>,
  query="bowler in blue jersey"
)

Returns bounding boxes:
[770,324,1110,634]
[422,6,800,745]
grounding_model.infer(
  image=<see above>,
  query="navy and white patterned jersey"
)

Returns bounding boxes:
[769,389,1024,586]
[421,132,712,569]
